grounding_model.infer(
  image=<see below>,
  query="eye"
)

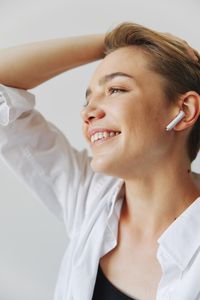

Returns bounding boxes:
[81,87,127,108]
[108,87,127,95]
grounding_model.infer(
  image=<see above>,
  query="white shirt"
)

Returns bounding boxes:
[0,83,200,300]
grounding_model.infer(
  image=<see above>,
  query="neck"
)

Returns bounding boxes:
[122,165,200,241]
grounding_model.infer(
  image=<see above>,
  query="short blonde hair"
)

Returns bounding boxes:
[104,22,200,162]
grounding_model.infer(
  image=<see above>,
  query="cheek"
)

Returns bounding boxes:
[123,101,150,133]
[135,97,166,134]
[123,103,163,150]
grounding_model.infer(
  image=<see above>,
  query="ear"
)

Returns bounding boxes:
[174,91,200,131]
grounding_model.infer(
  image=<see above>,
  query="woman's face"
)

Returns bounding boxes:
[81,46,175,179]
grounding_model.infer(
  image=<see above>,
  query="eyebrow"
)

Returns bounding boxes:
[85,72,134,100]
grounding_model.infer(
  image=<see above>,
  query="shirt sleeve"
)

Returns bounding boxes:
[0,84,95,238]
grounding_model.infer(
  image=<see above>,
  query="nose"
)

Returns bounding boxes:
[81,104,105,124]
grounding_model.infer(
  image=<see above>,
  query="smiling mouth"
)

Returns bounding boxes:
[91,132,121,146]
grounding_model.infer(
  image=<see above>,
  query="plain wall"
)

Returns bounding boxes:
[0,0,200,299]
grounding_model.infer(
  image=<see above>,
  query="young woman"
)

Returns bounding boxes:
[0,22,200,300]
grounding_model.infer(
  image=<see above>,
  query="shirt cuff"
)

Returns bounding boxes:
[0,84,36,126]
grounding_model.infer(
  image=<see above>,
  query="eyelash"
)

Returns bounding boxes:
[82,87,127,107]
[108,87,126,95]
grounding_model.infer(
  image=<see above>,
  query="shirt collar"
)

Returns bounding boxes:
[158,196,200,271]
[107,178,125,217]
[107,179,200,272]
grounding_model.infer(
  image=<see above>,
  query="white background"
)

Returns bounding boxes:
[0,0,200,299]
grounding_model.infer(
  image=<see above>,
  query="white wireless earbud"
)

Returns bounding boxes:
[165,110,185,131]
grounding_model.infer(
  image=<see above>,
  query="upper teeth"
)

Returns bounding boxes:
[91,131,120,143]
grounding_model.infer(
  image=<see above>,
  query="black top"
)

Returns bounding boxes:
[92,264,137,300]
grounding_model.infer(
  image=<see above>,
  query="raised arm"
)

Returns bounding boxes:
[0,34,105,89]
[0,33,107,233]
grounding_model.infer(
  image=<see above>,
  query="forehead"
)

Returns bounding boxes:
[89,46,150,85]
